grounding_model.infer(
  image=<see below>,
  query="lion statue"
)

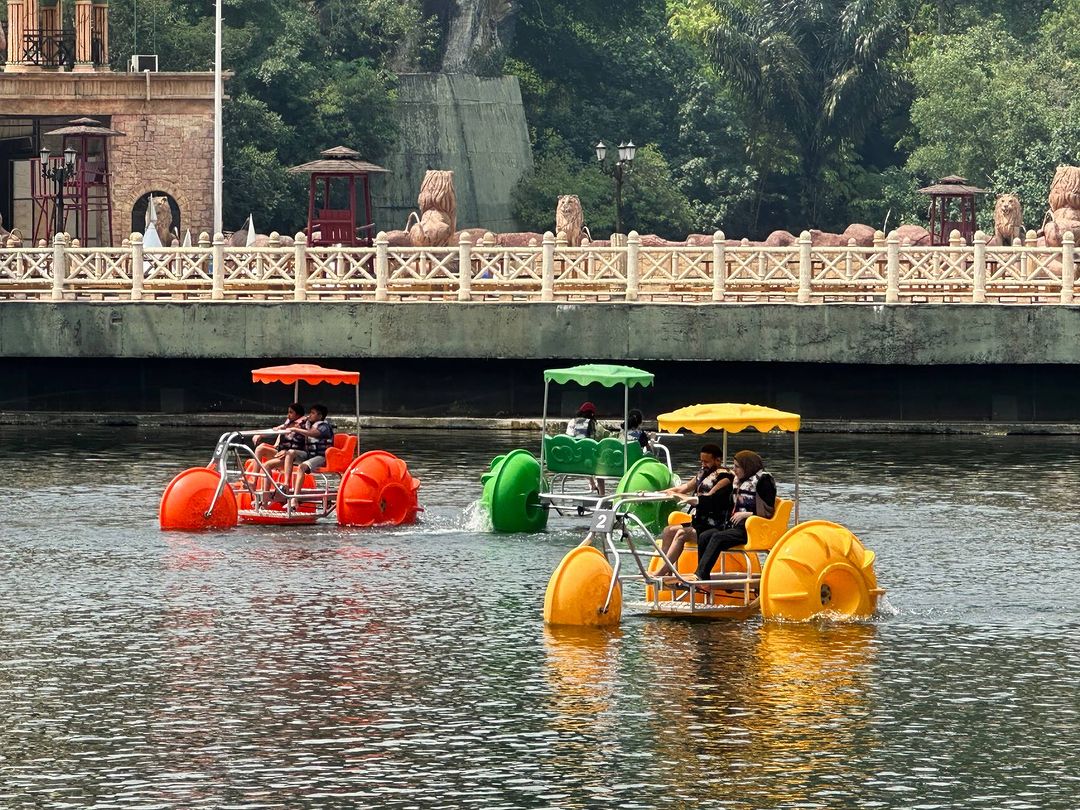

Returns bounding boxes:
[153,196,173,247]
[993,193,1023,246]
[555,195,585,246]
[406,170,457,247]
[1044,165,1080,248]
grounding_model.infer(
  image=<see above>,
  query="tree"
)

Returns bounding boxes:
[701,0,913,225]
[512,137,695,239]
[905,15,1080,231]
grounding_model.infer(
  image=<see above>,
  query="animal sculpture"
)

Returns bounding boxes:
[406,170,457,247]
[993,193,1023,246]
[555,195,585,246]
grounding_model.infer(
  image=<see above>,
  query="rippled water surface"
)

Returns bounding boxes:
[2,427,1079,808]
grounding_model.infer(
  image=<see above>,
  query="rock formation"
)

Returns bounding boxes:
[435,0,514,72]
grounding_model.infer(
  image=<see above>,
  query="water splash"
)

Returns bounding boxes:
[459,499,493,532]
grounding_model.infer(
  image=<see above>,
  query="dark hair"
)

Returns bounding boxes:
[627,408,643,429]
[288,402,304,415]
[733,449,764,477]
[311,403,328,419]
[700,443,723,458]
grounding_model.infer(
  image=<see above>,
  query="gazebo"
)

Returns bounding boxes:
[917,175,988,246]
[287,146,388,247]
[34,118,124,247]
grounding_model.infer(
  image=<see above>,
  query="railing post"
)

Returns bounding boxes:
[293,232,308,301]
[212,232,225,300]
[712,229,726,302]
[972,229,987,303]
[130,232,144,301]
[51,232,66,301]
[1062,232,1075,305]
[541,231,555,302]
[797,230,812,303]
[626,230,640,301]
[886,230,900,303]
[458,231,472,301]
[375,231,389,301]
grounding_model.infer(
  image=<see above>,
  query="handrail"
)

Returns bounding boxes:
[0,229,1073,304]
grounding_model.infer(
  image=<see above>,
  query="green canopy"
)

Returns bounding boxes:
[543,364,654,388]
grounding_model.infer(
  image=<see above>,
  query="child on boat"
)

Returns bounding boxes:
[254,402,309,463]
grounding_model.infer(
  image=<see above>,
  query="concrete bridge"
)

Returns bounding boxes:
[1,300,1079,425]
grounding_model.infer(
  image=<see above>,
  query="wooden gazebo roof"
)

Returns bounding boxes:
[43,117,125,137]
[287,146,388,175]
[917,175,987,196]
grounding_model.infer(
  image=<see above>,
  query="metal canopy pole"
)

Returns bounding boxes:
[722,431,728,466]
[793,430,800,523]
[355,381,360,457]
[540,380,550,470]
[623,382,629,474]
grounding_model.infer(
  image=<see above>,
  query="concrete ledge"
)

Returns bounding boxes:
[4,411,1079,435]
[2,301,1080,365]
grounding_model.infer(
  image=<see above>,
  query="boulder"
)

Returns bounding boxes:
[842,223,877,246]
[764,230,797,247]
[496,232,544,247]
[893,224,931,246]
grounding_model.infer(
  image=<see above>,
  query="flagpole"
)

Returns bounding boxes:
[213,0,223,237]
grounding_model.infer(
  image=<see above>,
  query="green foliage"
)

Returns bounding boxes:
[905,15,1080,231]
[702,0,914,226]
[512,138,694,239]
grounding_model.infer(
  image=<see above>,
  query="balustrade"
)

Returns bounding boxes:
[0,229,1074,304]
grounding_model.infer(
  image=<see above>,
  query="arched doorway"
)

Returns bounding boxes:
[131,191,181,244]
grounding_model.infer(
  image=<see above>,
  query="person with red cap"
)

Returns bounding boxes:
[565,401,599,438]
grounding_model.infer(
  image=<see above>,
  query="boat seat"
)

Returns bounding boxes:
[739,497,794,552]
[319,433,358,474]
[543,434,644,477]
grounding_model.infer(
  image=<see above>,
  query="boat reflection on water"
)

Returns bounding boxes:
[740,621,879,803]
[542,625,623,734]
[627,619,879,803]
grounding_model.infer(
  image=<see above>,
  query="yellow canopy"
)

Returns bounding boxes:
[657,403,801,434]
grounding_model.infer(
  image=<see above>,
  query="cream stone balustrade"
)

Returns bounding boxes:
[0,228,1075,304]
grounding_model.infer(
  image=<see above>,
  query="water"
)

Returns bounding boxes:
[1,427,1079,808]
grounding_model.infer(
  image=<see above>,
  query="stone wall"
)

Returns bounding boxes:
[0,72,217,244]
[109,107,214,244]
[374,73,533,233]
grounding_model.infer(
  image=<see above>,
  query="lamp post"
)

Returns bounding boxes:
[594,140,636,235]
[39,145,78,238]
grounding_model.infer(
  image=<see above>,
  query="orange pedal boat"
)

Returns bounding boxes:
[159,364,421,530]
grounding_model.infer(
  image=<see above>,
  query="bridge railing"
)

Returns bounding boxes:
[0,228,1074,304]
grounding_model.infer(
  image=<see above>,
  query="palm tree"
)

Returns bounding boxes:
[706,0,911,224]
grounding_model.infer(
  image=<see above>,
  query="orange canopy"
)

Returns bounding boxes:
[251,364,360,386]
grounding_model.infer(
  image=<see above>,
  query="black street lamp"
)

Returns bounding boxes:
[39,145,78,238]
[594,140,636,235]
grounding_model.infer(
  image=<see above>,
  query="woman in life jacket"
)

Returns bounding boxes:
[652,443,735,578]
[692,449,776,581]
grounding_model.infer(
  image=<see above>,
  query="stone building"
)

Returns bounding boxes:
[1,0,216,244]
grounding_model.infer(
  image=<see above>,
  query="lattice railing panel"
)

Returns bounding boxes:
[0,248,53,295]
